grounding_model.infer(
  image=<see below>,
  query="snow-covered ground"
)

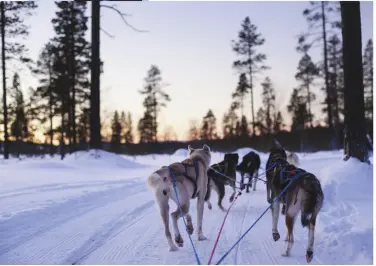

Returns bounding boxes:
[0,148,372,264]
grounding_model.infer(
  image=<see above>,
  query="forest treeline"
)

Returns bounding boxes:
[0,1,372,158]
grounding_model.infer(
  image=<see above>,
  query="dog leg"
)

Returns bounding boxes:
[271,198,280,241]
[156,193,178,251]
[205,180,213,210]
[253,170,258,191]
[229,184,236,202]
[171,205,186,247]
[245,174,250,193]
[266,179,272,203]
[282,197,300,257]
[196,194,207,241]
[185,212,194,235]
[306,217,316,263]
[282,214,295,257]
[240,173,245,190]
[170,184,190,247]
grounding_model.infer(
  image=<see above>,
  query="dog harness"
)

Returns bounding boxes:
[170,159,200,199]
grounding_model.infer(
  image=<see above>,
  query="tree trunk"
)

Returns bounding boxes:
[341,1,369,163]
[321,1,333,129]
[249,69,255,136]
[0,2,9,159]
[49,89,53,156]
[70,26,77,152]
[90,0,101,150]
[60,105,65,160]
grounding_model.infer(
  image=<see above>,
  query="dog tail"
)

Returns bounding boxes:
[146,172,171,196]
[301,177,324,227]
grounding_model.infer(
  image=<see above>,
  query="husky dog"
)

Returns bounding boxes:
[287,151,300,167]
[269,163,324,263]
[205,153,239,212]
[265,147,288,204]
[236,151,261,193]
[146,144,211,252]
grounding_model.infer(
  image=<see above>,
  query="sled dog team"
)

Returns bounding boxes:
[147,144,323,263]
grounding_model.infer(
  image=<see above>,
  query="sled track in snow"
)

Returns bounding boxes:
[0,181,146,259]
[66,200,155,265]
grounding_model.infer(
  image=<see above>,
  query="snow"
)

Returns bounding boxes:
[0,148,372,264]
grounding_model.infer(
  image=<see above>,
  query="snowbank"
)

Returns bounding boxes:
[315,158,373,264]
[64,150,146,169]
[172,148,189,157]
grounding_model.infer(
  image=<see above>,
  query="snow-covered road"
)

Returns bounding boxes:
[0,149,372,264]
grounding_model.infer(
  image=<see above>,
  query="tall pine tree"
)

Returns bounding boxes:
[232,17,268,135]
[139,65,170,142]
[0,1,37,159]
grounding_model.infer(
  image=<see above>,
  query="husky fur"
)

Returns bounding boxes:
[269,162,324,263]
[236,151,261,193]
[287,151,300,167]
[146,144,211,252]
[205,153,239,212]
[265,147,287,204]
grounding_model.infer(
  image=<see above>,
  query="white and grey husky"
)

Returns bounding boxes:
[146,144,211,251]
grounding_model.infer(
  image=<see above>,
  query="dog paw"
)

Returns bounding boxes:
[281,251,290,257]
[272,232,280,242]
[175,235,184,247]
[198,234,207,241]
[169,245,179,252]
[187,224,194,235]
[219,206,228,212]
[281,205,286,215]
[306,250,313,263]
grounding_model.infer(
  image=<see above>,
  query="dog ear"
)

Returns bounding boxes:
[203,144,210,152]
[188,145,194,153]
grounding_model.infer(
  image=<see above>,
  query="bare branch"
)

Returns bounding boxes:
[100,27,114,39]
[100,4,149,33]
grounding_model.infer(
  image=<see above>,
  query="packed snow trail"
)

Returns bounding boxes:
[0,149,372,264]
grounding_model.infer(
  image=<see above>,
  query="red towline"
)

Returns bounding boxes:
[207,191,242,265]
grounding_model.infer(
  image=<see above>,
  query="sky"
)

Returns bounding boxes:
[16,1,374,141]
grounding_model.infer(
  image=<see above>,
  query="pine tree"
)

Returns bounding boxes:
[255,107,266,135]
[200,109,217,140]
[222,108,239,138]
[326,34,343,127]
[51,0,91,151]
[111,110,121,151]
[9,73,28,141]
[138,109,153,143]
[125,112,134,144]
[120,111,127,143]
[77,107,90,145]
[287,88,309,131]
[0,1,38,159]
[139,65,170,142]
[32,42,59,150]
[363,39,373,122]
[188,120,200,141]
[273,111,284,132]
[300,1,341,128]
[232,17,268,135]
[232,73,249,119]
[294,53,319,127]
[260,77,276,134]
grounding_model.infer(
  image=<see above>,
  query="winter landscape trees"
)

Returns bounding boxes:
[0,1,371,162]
